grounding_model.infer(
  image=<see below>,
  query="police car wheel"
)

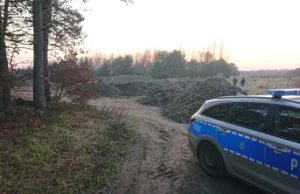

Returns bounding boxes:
[198,143,225,178]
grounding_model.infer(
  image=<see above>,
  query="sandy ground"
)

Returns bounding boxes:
[90,98,263,194]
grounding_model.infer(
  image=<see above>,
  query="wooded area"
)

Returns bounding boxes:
[0,0,101,120]
[89,49,240,79]
[0,2,138,192]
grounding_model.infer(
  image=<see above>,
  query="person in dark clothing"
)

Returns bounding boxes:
[233,77,238,86]
[241,76,246,87]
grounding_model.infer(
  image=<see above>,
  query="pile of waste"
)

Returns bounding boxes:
[112,82,154,97]
[98,77,243,124]
[99,83,122,97]
[138,80,182,106]
[162,77,242,123]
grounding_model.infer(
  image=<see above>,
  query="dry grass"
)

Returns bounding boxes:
[0,102,136,194]
[228,76,300,95]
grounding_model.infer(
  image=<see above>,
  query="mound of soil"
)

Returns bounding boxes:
[113,82,150,97]
[170,77,196,89]
[162,77,243,123]
[138,80,182,106]
[99,83,122,97]
[173,81,190,89]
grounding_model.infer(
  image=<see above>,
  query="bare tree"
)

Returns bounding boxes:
[204,51,214,64]
[219,41,224,59]
[212,40,216,59]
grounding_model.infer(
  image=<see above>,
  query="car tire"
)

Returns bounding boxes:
[198,142,225,178]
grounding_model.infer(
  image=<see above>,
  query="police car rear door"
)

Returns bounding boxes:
[220,103,274,184]
[263,105,300,194]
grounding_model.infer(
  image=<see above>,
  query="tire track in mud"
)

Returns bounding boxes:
[91,98,262,194]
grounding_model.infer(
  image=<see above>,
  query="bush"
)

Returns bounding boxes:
[49,57,99,105]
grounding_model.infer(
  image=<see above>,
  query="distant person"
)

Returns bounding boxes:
[241,76,246,87]
[232,77,238,86]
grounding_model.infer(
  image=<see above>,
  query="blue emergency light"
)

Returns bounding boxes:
[268,89,300,98]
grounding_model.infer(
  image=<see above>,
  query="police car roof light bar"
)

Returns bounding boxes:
[268,89,300,99]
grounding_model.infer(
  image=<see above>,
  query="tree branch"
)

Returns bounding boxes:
[7,46,33,50]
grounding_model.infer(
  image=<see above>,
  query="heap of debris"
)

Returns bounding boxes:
[98,77,243,124]
[162,77,242,123]
[112,82,154,97]
[138,80,182,106]
[99,83,122,98]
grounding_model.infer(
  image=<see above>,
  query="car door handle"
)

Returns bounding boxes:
[218,128,230,135]
[267,143,288,154]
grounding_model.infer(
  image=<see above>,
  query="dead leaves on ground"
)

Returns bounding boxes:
[0,100,45,137]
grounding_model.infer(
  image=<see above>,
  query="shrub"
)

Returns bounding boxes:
[49,57,100,105]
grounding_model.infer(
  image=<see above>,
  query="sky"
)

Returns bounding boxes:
[81,0,300,71]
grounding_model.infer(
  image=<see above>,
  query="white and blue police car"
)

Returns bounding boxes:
[188,89,300,194]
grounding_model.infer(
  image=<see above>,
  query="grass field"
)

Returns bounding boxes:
[232,76,300,95]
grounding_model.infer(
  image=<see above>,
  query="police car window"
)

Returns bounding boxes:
[276,107,300,143]
[202,104,233,121]
[229,104,269,132]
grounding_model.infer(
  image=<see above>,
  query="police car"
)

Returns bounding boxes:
[187,89,300,194]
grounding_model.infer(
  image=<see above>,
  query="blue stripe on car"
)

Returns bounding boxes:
[188,120,217,140]
[189,120,300,180]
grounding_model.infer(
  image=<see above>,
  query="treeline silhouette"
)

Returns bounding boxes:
[79,49,239,79]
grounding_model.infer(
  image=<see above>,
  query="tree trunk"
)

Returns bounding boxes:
[0,2,13,120]
[42,0,52,107]
[33,0,46,110]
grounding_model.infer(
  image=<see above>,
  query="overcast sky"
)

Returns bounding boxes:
[81,0,299,70]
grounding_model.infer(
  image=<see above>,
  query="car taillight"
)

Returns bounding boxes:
[189,116,196,123]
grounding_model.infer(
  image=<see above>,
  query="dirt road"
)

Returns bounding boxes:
[91,98,262,194]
